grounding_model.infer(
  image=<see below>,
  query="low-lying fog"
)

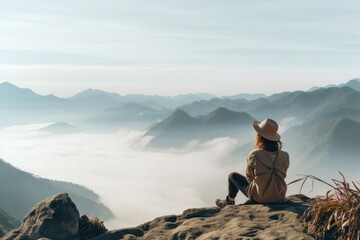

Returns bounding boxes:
[0,124,240,228]
[0,123,338,229]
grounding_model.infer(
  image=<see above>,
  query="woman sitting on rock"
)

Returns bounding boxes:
[216,118,289,207]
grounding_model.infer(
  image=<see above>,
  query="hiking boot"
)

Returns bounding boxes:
[215,196,235,208]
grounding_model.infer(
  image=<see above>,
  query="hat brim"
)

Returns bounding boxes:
[253,121,281,141]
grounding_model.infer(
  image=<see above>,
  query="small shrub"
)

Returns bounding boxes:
[290,173,360,240]
[90,216,107,232]
[79,215,108,239]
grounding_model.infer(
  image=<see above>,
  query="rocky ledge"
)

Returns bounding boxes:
[93,195,314,240]
[1,194,314,240]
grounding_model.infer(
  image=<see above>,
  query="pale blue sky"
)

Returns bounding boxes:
[0,0,359,97]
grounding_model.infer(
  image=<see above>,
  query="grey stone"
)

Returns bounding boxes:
[2,193,79,240]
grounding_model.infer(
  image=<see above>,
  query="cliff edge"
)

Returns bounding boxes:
[92,195,313,240]
[1,193,315,240]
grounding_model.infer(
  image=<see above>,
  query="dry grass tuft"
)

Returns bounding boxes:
[89,216,107,231]
[79,215,108,239]
[290,173,360,240]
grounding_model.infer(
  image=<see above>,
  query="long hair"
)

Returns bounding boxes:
[255,133,282,151]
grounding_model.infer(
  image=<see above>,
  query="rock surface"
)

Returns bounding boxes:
[2,193,79,240]
[92,195,314,240]
[1,194,315,240]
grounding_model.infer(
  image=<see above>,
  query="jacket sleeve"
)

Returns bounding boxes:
[246,151,256,182]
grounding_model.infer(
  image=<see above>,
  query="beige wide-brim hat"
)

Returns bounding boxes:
[253,118,280,141]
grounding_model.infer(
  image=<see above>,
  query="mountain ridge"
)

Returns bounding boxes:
[39,122,81,135]
[0,208,20,237]
[0,159,113,221]
[146,108,255,148]
[282,115,360,174]
[178,86,360,120]
[308,78,360,92]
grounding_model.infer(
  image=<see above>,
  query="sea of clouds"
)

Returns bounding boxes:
[0,122,329,229]
[0,124,243,228]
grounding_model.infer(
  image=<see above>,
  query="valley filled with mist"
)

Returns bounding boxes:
[0,79,360,229]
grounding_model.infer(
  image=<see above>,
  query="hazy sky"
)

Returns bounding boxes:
[1,0,359,97]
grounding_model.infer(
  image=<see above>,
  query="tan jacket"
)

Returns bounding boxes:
[246,149,289,203]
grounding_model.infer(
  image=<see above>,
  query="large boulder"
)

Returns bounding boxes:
[2,193,79,240]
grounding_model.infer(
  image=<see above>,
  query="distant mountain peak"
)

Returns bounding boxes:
[345,78,360,91]
[308,78,360,92]
[210,107,234,114]
[39,122,80,135]
[83,88,102,93]
[0,81,18,88]
[203,107,254,125]
[0,82,29,92]
[172,109,190,116]
[71,88,106,98]
[71,88,121,100]
[165,109,197,122]
[0,81,41,98]
[348,78,360,82]
[160,109,195,124]
[203,107,238,119]
[146,109,198,137]
[332,117,359,129]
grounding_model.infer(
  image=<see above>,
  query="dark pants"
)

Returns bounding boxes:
[228,172,249,199]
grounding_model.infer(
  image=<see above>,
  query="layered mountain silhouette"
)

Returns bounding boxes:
[345,78,360,91]
[1,80,359,132]
[146,110,201,148]
[71,88,217,109]
[199,107,253,125]
[0,82,61,108]
[1,79,359,164]
[146,85,360,148]
[0,159,113,222]
[308,78,360,92]
[0,82,216,128]
[0,83,117,127]
[146,108,254,148]
[308,107,360,123]
[71,88,121,100]
[268,86,360,121]
[179,86,360,121]
[282,116,360,175]
[228,106,360,170]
